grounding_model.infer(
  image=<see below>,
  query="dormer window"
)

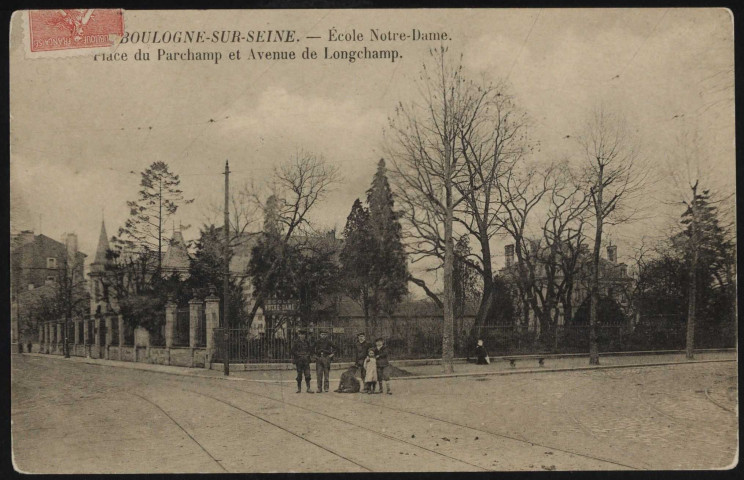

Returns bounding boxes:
[46,257,57,269]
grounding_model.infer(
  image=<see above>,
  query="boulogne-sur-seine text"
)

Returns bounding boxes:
[116,28,447,44]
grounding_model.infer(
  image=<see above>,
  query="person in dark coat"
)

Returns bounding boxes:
[313,330,337,393]
[334,366,361,393]
[291,330,314,393]
[353,332,373,391]
[374,337,392,394]
[475,339,489,365]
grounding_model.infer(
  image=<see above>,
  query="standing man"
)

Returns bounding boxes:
[314,330,337,393]
[354,332,373,392]
[291,329,314,393]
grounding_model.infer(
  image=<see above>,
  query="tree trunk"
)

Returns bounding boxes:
[472,237,494,328]
[63,317,70,358]
[363,294,370,334]
[442,196,455,373]
[589,218,602,365]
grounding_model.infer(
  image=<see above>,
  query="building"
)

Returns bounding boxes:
[88,220,193,316]
[10,230,87,346]
[501,242,633,332]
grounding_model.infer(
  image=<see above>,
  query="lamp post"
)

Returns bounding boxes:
[223,160,230,376]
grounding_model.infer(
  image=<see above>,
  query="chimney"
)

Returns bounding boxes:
[505,244,514,267]
[64,233,78,259]
[19,230,35,246]
[607,245,617,263]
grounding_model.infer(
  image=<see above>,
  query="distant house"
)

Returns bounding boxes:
[88,221,193,316]
[10,230,87,345]
[500,243,633,332]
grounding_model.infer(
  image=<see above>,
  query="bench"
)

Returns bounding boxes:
[503,356,546,368]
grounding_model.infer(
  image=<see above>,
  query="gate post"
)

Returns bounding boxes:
[165,298,176,366]
[94,316,102,358]
[118,314,124,361]
[189,293,203,367]
[83,319,89,357]
[105,315,113,359]
[204,286,220,367]
[56,322,63,354]
[74,320,80,354]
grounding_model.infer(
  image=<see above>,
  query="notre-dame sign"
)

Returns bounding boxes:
[263,298,298,314]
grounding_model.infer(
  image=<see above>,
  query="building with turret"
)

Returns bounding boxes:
[89,220,113,316]
[88,221,192,316]
[500,242,633,332]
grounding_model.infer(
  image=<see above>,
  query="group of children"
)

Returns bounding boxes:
[292,330,393,395]
[361,337,392,394]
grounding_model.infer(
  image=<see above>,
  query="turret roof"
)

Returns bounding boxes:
[92,221,110,266]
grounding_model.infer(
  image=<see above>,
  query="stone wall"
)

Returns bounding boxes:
[193,349,207,368]
[120,346,135,362]
[135,346,148,363]
[169,347,193,367]
[108,346,119,360]
[148,347,169,365]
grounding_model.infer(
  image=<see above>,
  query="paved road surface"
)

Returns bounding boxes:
[11,354,737,473]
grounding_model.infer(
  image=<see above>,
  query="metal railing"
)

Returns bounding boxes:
[211,322,735,364]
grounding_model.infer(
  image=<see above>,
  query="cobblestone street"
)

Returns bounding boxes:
[11,354,737,473]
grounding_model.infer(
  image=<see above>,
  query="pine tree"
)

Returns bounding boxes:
[365,158,409,323]
[115,161,193,274]
[340,198,374,327]
[678,187,735,355]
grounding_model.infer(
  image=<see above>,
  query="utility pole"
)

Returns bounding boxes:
[223,160,230,376]
[685,181,698,360]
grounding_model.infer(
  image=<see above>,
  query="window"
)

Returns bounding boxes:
[46,257,57,269]
[45,276,55,285]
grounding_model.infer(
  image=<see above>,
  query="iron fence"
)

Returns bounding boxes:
[211,322,732,364]
[174,308,190,346]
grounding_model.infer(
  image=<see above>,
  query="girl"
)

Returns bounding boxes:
[363,348,378,393]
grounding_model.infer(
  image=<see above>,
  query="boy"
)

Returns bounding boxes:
[314,330,336,393]
[290,330,314,393]
[354,332,372,391]
[374,337,392,395]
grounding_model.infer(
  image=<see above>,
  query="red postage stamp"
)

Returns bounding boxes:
[28,9,124,53]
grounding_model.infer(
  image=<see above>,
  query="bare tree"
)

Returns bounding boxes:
[202,182,261,249]
[388,47,489,373]
[456,81,534,330]
[577,107,647,364]
[497,161,553,335]
[245,151,340,325]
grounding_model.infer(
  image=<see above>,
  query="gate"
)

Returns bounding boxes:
[175,307,190,346]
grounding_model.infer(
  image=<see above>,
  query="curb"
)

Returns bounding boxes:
[20,351,736,384]
[391,358,737,381]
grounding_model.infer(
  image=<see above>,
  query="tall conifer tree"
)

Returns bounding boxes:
[366,158,409,324]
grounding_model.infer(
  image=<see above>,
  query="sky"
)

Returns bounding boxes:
[10,9,735,293]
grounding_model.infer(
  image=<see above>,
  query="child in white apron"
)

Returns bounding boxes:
[363,348,378,393]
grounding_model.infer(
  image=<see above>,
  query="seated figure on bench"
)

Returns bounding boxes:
[475,339,490,365]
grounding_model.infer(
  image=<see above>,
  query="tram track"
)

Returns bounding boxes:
[130,392,230,473]
[182,387,490,472]
[207,379,642,470]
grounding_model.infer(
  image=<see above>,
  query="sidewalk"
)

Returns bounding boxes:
[22,349,736,384]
